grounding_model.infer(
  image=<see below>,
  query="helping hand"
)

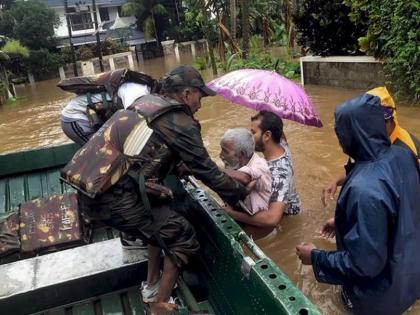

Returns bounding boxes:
[296,243,316,265]
[320,217,336,238]
[321,181,338,207]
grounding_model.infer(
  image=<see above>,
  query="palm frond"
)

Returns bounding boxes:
[152,4,168,15]
[121,2,139,16]
[143,17,155,40]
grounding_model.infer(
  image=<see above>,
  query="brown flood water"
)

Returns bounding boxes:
[0,53,419,314]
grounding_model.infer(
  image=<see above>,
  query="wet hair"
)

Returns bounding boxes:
[251,111,283,144]
[221,128,255,158]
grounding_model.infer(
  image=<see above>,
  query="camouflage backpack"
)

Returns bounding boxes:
[61,95,185,198]
[0,212,20,258]
[58,69,159,129]
[19,193,87,253]
[61,110,153,198]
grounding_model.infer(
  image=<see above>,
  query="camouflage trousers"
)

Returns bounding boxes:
[78,175,199,267]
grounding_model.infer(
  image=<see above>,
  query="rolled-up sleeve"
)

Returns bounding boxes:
[151,109,246,205]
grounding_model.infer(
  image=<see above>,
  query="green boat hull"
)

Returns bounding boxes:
[0,144,320,315]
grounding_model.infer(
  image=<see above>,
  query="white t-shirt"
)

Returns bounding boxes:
[61,82,150,121]
[61,93,111,121]
[117,82,150,109]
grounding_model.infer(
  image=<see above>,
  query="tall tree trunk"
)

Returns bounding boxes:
[240,0,250,59]
[200,0,217,75]
[283,0,296,48]
[230,0,236,41]
[151,8,160,48]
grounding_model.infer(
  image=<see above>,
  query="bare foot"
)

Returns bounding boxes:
[150,302,177,315]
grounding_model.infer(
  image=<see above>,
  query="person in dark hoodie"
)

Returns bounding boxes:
[296,93,420,315]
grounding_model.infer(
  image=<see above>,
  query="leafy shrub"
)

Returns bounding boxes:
[5,0,59,50]
[2,40,29,59]
[293,0,367,56]
[346,0,419,102]
[165,8,204,42]
[100,38,128,56]
[193,56,208,70]
[60,45,78,64]
[77,45,94,61]
[249,35,263,54]
[24,49,64,78]
[226,52,301,79]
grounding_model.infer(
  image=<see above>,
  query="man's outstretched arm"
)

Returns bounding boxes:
[225,201,286,228]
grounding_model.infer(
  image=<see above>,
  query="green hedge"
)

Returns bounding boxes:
[293,0,366,56]
[347,0,419,102]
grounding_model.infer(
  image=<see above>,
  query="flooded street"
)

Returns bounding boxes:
[0,54,419,314]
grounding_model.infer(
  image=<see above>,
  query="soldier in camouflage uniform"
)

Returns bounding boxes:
[77,65,246,314]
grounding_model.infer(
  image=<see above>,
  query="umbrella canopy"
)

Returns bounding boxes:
[207,69,322,127]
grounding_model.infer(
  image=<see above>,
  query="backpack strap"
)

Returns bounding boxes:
[100,91,109,110]
[128,170,181,268]
[86,92,93,106]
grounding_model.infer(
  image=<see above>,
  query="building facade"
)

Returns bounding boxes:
[43,0,157,56]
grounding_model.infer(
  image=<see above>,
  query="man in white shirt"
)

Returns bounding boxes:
[60,82,150,145]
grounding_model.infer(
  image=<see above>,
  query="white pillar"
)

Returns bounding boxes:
[174,44,180,63]
[28,72,35,85]
[81,61,95,76]
[127,54,135,70]
[59,66,66,80]
[11,83,16,97]
[109,57,115,71]
[300,58,305,86]
[191,42,196,59]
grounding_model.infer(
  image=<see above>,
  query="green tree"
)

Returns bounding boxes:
[0,0,15,11]
[0,10,15,39]
[346,0,419,102]
[230,0,237,41]
[240,0,250,58]
[2,39,29,59]
[0,49,10,102]
[122,0,168,43]
[293,0,366,56]
[24,49,63,79]
[1,0,60,50]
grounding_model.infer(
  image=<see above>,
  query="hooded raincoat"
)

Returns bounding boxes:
[311,93,420,315]
[367,87,420,163]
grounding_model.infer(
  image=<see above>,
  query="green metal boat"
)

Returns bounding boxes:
[0,143,320,315]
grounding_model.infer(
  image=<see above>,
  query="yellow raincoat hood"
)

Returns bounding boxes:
[367,87,419,161]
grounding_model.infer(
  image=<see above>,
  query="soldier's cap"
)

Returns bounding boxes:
[163,65,216,96]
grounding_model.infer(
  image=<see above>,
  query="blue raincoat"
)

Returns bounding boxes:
[311,94,420,315]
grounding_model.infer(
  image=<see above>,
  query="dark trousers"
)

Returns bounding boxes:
[78,176,199,267]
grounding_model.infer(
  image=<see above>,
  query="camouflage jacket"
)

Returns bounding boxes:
[133,94,246,206]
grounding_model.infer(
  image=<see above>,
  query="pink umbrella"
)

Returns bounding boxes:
[207,69,322,127]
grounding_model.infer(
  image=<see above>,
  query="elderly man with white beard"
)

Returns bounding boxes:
[219,128,272,218]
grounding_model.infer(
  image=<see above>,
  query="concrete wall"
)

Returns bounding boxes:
[301,56,384,90]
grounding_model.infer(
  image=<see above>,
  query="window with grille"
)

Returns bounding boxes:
[68,7,93,31]
[99,7,109,21]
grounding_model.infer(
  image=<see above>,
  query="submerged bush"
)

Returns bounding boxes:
[219,51,300,79]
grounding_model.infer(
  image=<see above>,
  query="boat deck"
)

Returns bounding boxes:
[0,143,79,214]
[0,144,321,315]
